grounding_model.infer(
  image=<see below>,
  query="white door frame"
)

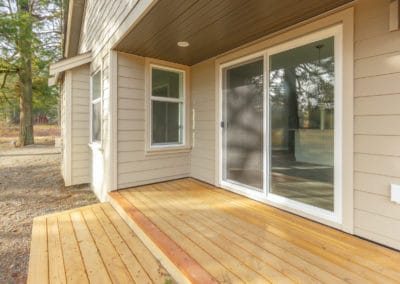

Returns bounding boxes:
[219,51,267,200]
[217,24,343,225]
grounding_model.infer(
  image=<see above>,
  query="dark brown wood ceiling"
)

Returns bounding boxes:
[115,0,352,66]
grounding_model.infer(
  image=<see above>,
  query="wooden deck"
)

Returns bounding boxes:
[28,178,400,283]
[27,203,172,284]
[110,178,400,284]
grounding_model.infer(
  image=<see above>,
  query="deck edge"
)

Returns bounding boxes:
[109,191,217,284]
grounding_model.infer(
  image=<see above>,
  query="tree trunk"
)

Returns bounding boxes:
[19,69,34,145]
[17,0,34,146]
[285,67,299,160]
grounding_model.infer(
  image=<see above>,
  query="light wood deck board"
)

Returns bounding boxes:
[27,217,49,284]
[187,179,400,271]
[142,183,329,283]
[129,186,295,284]
[27,203,173,284]
[175,180,397,283]
[99,202,170,283]
[57,213,88,283]
[113,178,400,284]
[121,190,262,283]
[47,216,66,284]
[115,190,227,283]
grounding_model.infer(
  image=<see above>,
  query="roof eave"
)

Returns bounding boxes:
[48,51,92,86]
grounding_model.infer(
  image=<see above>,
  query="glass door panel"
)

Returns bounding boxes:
[269,37,335,211]
[222,58,264,191]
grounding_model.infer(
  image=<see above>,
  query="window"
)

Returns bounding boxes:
[91,71,101,143]
[150,66,185,147]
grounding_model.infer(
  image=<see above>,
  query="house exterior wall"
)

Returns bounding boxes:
[353,0,400,249]
[74,0,156,201]
[116,52,191,189]
[66,0,400,249]
[60,65,91,187]
[189,1,400,250]
[190,59,216,184]
[78,0,139,55]
[70,65,91,185]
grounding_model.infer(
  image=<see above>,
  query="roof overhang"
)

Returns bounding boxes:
[115,0,353,65]
[48,52,92,86]
[64,0,86,58]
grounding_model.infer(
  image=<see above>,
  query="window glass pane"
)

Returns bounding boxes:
[152,101,183,145]
[269,36,335,211]
[92,72,101,100]
[222,58,264,190]
[152,68,183,99]
[92,102,101,141]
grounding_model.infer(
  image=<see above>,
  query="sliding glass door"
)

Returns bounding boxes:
[268,36,336,212]
[222,57,264,191]
[220,26,341,220]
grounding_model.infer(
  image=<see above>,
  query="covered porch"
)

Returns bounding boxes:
[29,178,400,283]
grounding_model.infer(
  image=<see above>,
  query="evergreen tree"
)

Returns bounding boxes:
[0,0,63,145]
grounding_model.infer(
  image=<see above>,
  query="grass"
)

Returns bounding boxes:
[0,124,60,147]
[0,124,60,137]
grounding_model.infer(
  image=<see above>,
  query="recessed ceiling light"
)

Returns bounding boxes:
[177,41,189,47]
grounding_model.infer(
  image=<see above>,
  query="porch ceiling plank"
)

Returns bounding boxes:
[116,0,353,65]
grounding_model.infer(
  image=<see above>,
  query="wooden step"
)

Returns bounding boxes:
[109,191,218,284]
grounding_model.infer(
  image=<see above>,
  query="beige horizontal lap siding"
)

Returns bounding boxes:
[116,53,190,189]
[354,0,400,250]
[79,0,139,54]
[190,59,216,184]
[71,65,91,185]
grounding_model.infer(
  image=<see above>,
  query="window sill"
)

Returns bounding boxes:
[145,145,192,156]
[88,142,103,151]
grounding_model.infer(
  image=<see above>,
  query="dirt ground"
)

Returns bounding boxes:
[0,136,98,283]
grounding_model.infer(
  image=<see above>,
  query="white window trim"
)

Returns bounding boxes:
[145,59,191,154]
[215,7,354,232]
[89,69,103,149]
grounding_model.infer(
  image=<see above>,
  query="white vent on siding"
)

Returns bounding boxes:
[391,184,400,204]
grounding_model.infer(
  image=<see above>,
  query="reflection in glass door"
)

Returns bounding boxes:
[269,37,335,211]
[222,58,264,191]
